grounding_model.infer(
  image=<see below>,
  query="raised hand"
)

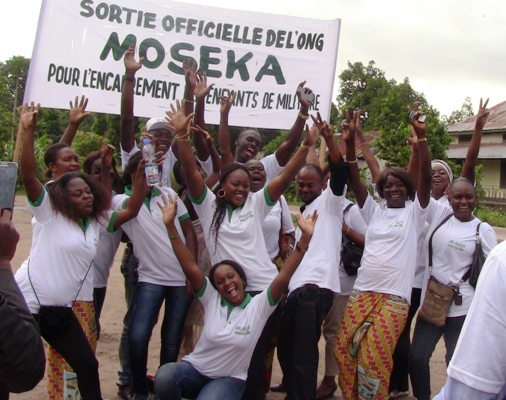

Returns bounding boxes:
[100,142,116,169]
[183,58,198,89]
[165,100,195,134]
[68,95,90,125]
[296,210,318,238]
[195,70,215,101]
[124,45,144,75]
[157,193,178,227]
[296,81,313,110]
[476,98,490,130]
[408,102,427,137]
[17,102,40,131]
[219,89,236,115]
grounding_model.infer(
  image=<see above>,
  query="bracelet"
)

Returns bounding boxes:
[418,137,428,142]
[346,159,358,164]
[183,98,195,104]
[300,143,310,151]
[298,111,310,120]
[169,234,180,240]
[295,243,308,253]
[176,132,191,141]
[286,243,294,250]
[123,75,135,82]
[345,226,350,236]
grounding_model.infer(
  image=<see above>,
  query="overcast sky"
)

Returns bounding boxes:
[3,0,505,117]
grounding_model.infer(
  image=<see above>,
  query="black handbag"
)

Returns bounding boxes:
[341,241,364,276]
[341,204,364,276]
[28,259,93,335]
[468,223,485,289]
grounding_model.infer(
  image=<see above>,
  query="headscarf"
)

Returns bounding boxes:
[431,159,453,183]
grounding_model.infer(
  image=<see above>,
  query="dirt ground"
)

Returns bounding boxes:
[9,196,448,400]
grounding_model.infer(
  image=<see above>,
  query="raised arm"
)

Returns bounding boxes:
[275,82,313,166]
[343,109,369,207]
[355,114,381,183]
[461,98,489,183]
[270,212,316,302]
[217,90,237,171]
[159,193,205,292]
[193,70,215,161]
[193,125,221,188]
[165,101,204,200]
[112,157,148,230]
[120,45,144,152]
[60,95,90,145]
[267,118,320,201]
[411,109,431,208]
[18,103,43,202]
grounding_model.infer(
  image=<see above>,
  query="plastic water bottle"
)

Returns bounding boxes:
[142,139,160,186]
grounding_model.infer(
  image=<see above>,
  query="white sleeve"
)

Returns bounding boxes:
[198,155,214,177]
[280,196,295,234]
[261,154,283,184]
[479,223,498,257]
[120,144,140,169]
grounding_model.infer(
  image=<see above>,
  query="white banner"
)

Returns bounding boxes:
[25,0,340,129]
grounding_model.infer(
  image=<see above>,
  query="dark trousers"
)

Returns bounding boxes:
[242,292,282,400]
[92,286,107,340]
[409,315,466,399]
[389,287,422,393]
[36,311,102,400]
[277,285,334,400]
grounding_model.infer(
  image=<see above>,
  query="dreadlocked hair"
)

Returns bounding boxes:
[210,163,250,253]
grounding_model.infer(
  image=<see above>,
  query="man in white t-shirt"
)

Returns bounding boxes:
[433,240,506,400]
[277,127,348,400]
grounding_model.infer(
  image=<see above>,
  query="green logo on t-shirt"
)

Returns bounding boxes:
[234,326,251,335]
[239,211,254,222]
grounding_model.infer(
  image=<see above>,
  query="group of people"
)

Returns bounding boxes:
[1,44,505,400]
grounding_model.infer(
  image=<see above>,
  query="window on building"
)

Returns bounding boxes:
[459,135,472,143]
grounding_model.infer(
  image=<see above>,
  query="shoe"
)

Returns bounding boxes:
[316,381,337,400]
[147,374,156,394]
[117,383,133,400]
[270,382,286,392]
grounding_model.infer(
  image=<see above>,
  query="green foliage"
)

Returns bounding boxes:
[336,61,452,167]
[475,206,506,228]
[442,97,474,125]
[72,132,110,161]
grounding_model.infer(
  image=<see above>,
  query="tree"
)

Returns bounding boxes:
[336,61,452,166]
[442,97,474,125]
[0,56,30,142]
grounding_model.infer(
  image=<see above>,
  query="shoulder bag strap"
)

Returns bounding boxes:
[428,213,454,268]
[461,222,482,283]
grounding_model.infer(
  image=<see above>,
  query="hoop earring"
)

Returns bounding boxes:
[218,189,226,198]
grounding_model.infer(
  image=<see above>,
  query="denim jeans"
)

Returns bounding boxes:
[155,361,245,400]
[118,244,139,386]
[129,282,190,396]
[277,285,334,400]
[409,315,466,399]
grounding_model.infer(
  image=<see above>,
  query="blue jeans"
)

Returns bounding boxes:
[129,282,190,396]
[118,244,139,386]
[155,361,245,400]
[409,315,466,399]
[277,285,334,400]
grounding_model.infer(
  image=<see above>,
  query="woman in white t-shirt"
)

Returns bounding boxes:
[154,194,316,399]
[408,178,497,400]
[335,109,432,400]
[14,103,146,400]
